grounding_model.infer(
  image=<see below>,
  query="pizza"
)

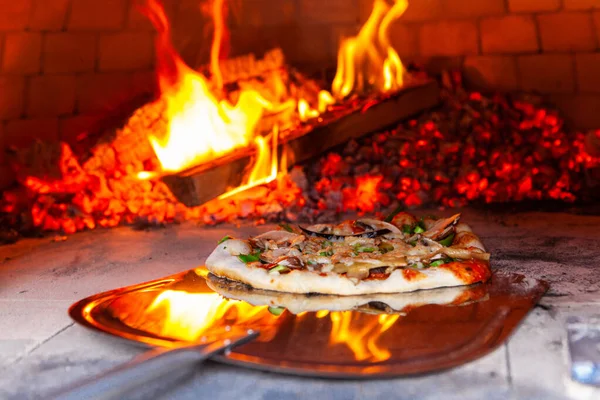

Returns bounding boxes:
[207,273,489,315]
[205,211,491,296]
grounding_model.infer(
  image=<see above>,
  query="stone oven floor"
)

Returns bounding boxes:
[1,209,599,399]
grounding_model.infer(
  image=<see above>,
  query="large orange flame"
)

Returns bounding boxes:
[332,0,407,98]
[315,310,400,362]
[146,290,274,341]
[297,0,407,120]
[140,0,274,174]
[147,289,399,362]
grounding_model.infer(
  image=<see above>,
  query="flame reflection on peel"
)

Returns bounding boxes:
[146,289,400,362]
[146,290,274,341]
[313,311,400,362]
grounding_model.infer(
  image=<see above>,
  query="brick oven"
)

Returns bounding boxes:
[1,1,600,399]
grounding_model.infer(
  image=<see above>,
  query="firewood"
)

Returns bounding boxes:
[162,80,441,207]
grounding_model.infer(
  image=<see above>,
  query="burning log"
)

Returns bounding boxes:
[163,79,440,207]
[206,48,286,86]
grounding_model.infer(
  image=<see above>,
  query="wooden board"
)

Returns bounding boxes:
[162,80,440,207]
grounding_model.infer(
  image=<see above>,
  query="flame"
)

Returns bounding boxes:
[143,290,399,362]
[318,90,336,113]
[332,0,407,98]
[140,0,274,174]
[321,311,400,362]
[146,290,273,341]
[210,0,225,90]
[296,0,407,123]
[218,126,285,200]
[298,99,319,122]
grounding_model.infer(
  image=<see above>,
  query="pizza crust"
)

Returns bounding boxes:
[205,241,480,295]
[206,273,486,314]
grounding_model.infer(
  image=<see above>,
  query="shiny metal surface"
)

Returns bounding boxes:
[69,269,547,378]
[51,327,259,400]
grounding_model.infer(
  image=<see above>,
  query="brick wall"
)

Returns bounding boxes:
[1,0,600,190]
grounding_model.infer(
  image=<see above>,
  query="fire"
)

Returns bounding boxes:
[218,127,287,200]
[140,0,276,174]
[297,99,319,122]
[141,0,409,190]
[297,0,407,122]
[209,0,226,90]
[145,290,275,342]
[145,288,400,362]
[318,311,400,362]
[332,0,406,98]
[335,0,406,97]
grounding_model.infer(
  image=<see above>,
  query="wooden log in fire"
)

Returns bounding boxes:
[162,80,440,207]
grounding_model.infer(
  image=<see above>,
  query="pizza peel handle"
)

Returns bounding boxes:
[50,328,259,400]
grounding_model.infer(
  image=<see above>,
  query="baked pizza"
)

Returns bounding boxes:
[205,211,491,296]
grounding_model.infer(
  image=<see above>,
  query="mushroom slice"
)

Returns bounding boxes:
[259,247,302,264]
[254,231,302,247]
[356,218,402,234]
[422,214,461,240]
[222,239,252,256]
[442,246,490,261]
[299,226,391,241]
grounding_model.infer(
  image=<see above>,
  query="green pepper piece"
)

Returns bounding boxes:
[429,259,446,267]
[355,246,376,253]
[269,265,290,274]
[237,253,260,263]
[401,224,413,234]
[218,235,232,244]
[438,233,455,247]
[279,223,293,233]
[384,205,404,222]
[268,306,285,316]
[319,251,333,256]
[379,242,394,254]
[413,225,425,234]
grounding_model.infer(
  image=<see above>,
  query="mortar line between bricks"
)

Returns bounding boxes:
[5,322,75,369]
